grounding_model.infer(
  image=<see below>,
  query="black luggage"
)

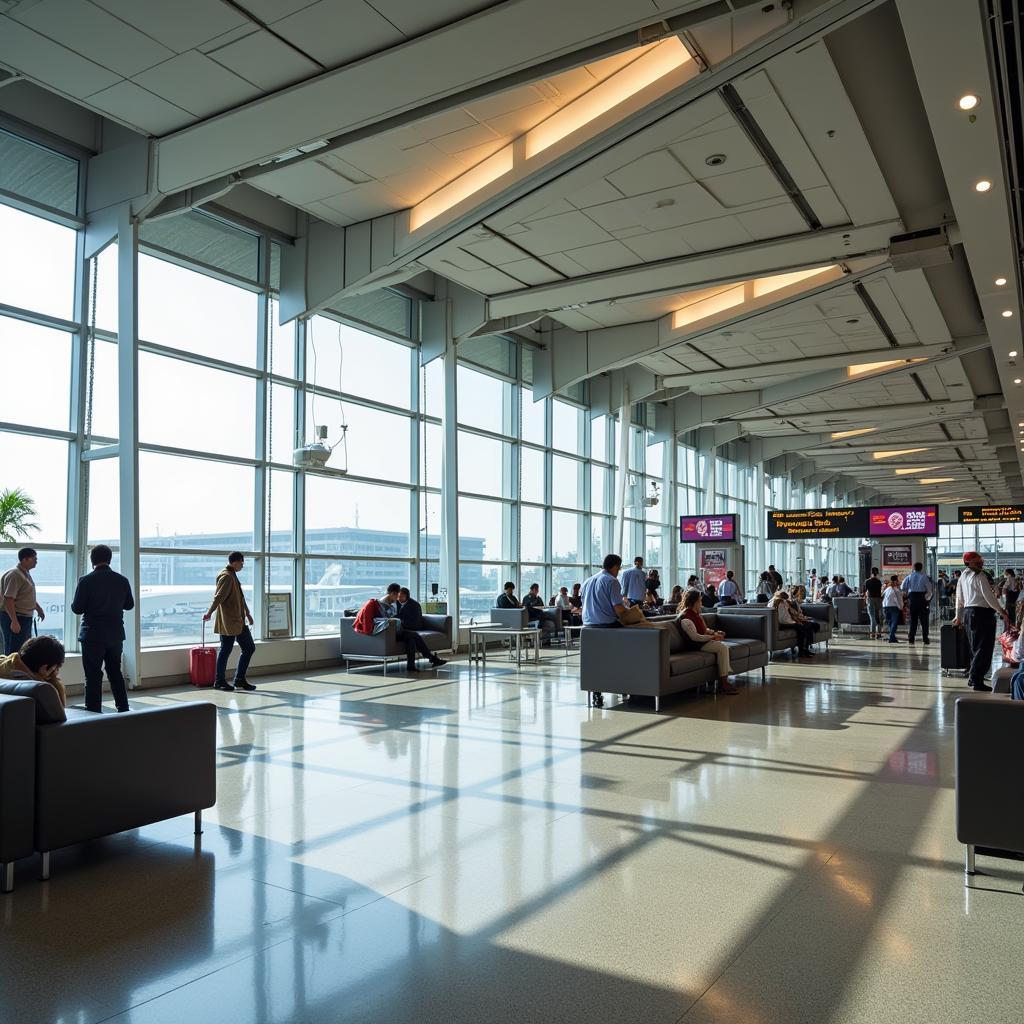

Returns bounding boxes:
[940,623,969,676]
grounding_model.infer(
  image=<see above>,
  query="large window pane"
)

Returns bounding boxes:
[591,465,608,515]
[269,295,296,379]
[306,476,411,556]
[520,505,545,563]
[141,353,257,459]
[308,316,410,408]
[0,548,66,645]
[268,469,294,552]
[458,496,508,562]
[591,516,610,563]
[0,204,76,319]
[552,400,583,453]
[458,365,507,432]
[0,432,67,542]
[591,415,608,463]
[139,255,258,364]
[552,455,582,509]
[139,554,253,648]
[140,453,255,548]
[305,396,410,481]
[520,391,546,445]
[520,446,545,504]
[552,510,583,562]
[458,431,507,497]
[553,564,585,595]
[0,319,71,430]
[268,383,296,464]
[87,456,119,545]
[305,557,408,635]
[459,562,510,623]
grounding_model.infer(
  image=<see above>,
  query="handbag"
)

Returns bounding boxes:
[998,628,1018,665]
[372,617,392,635]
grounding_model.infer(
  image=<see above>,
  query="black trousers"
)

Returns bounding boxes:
[963,607,998,688]
[793,622,814,653]
[397,626,433,666]
[81,639,128,712]
[907,593,930,642]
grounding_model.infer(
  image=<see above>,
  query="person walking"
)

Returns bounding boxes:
[619,556,647,607]
[204,552,256,692]
[1,547,46,655]
[953,551,1010,692]
[882,575,905,643]
[863,567,884,639]
[71,544,135,713]
[901,562,934,646]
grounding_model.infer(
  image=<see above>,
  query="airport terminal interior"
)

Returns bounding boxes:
[2,0,1024,1021]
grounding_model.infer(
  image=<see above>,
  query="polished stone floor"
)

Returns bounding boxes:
[2,636,1022,1024]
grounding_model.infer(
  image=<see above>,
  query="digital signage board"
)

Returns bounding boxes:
[679,514,736,542]
[958,505,1024,525]
[767,508,867,539]
[868,506,937,537]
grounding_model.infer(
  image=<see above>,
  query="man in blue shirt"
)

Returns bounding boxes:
[619,556,647,606]
[581,555,627,627]
[901,562,934,645]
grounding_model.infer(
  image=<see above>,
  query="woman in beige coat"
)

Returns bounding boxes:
[203,552,256,692]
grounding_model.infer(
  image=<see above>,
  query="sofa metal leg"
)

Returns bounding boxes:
[965,844,976,876]
[654,696,660,712]
[195,810,203,836]
[40,851,49,882]
[1,862,12,894]
[761,666,766,684]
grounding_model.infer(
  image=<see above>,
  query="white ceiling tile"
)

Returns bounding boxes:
[562,239,641,274]
[515,210,612,257]
[0,16,120,98]
[207,28,320,91]
[14,0,175,76]
[380,167,447,203]
[463,83,544,123]
[670,124,764,180]
[606,150,693,197]
[522,198,575,222]
[483,99,557,139]
[498,258,563,287]
[701,166,785,208]
[91,0,248,53]
[134,50,260,117]
[319,180,406,219]
[367,0,499,37]
[249,159,360,204]
[675,216,753,252]
[621,225,693,262]
[802,185,849,228]
[242,0,318,19]
[430,122,500,155]
[272,0,403,68]
[568,177,625,208]
[86,79,193,134]
[410,108,477,141]
[332,138,415,179]
[734,202,807,238]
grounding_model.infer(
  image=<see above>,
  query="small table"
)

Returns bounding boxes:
[563,624,585,655]
[469,626,541,668]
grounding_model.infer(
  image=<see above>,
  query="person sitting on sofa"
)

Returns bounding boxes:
[675,589,739,695]
[496,582,522,609]
[701,584,718,609]
[353,584,400,635]
[685,575,701,593]
[785,588,820,647]
[396,587,446,672]
[756,572,775,603]
[0,633,67,706]
[769,590,814,657]
[522,583,546,623]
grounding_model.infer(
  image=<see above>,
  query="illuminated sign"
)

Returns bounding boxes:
[868,506,937,536]
[958,505,1024,525]
[767,508,868,539]
[679,514,736,542]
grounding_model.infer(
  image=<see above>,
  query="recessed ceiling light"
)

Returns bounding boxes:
[1011,351,1019,357]
[1015,378,1022,384]
[959,94,979,110]
[1003,310,1014,318]
[975,179,992,192]
[996,277,1008,286]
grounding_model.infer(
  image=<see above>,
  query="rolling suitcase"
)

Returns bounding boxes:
[190,620,216,687]
[940,623,969,677]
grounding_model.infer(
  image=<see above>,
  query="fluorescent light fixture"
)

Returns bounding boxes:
[1002,310,1014,318]
[831,427,876,440]
[1011,351,1019,357]
[409,145,513,231]
[671,286,745,330]
[996,277,1008,286]
[975,179,992,192]
[920,477,955,484]
[847,358,925,377]
[872,448,929,460]
[753,265,837,298]
[1016,378,1023,385]
[893,466,942,475]
[525,37,690,158]
[958,94,979,110]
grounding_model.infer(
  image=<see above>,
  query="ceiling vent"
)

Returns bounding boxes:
[888,227,953,272]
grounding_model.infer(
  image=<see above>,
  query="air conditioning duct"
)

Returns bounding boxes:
[888,226,953,271]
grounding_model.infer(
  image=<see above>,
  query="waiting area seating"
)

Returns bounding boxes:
[0,686,216,892]
[339,614,453,672]
[580,612,770,711]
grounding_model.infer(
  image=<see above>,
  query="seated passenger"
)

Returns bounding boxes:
[0,633,67,706]
[717,570,742,605]
[701,584,718,609]
[675,590,738,694]
[555,587,573,614]
[666,585,684,608]
[756,572,775,603]
[353,584,401,635]
[522,583,545,623]
[645,568,661,603]
[685,575,701,593]
[769,590,814,657]
[580,555,657,629]
[396,587,446,672]
[496,582,522,609]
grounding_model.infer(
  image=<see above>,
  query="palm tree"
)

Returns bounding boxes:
[0,488,39,543]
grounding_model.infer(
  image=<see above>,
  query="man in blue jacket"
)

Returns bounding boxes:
[71,544,135,713]
[396,587,446,672]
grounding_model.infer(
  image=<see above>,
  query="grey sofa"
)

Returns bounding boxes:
[800,602,834,649]
[579,612,770,711]
[339,614,453,672]
[715,605,800,658]
[955,694,1024,874]
[834,596,869,632]
[992,665,1015,694]
[0,686,216,892]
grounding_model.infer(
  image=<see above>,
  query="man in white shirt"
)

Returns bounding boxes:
[953,551,1010,691]
[619,556,647,607]
[717,570,743,605]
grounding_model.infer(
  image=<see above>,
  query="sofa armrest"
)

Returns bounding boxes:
[0,694,35,864]
[716,613,771,646]
[421,615,453,646]
[340,616,401,656]
[492,608,529,629]
[955,695,1024,852]
[580,625,668,697]
[35,702,217,853]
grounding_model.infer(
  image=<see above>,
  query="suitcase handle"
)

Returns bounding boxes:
[202,617,205,648]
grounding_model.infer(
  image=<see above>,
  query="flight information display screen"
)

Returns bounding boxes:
[767,508,868,539]
[679,515,737,542]
[958,505,1024,524]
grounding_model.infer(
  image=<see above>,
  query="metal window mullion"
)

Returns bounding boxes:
[252,243,268,640]
[409,343,420,600]
[294,315,307,636]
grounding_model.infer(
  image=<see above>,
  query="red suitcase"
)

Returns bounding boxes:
[190,620,216,687]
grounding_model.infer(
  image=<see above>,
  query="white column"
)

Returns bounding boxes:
[613,387,630,554]
[439,305,460,625]
[116,209,141,686]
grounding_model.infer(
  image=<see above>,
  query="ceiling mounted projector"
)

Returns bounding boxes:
[293,425,347,473]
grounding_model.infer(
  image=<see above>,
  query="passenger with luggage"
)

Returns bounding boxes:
[953,551,1010,692]
[882,575,905,643]
[71,544,134,713]
[1,547,46,655]
[204,552,256,692]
